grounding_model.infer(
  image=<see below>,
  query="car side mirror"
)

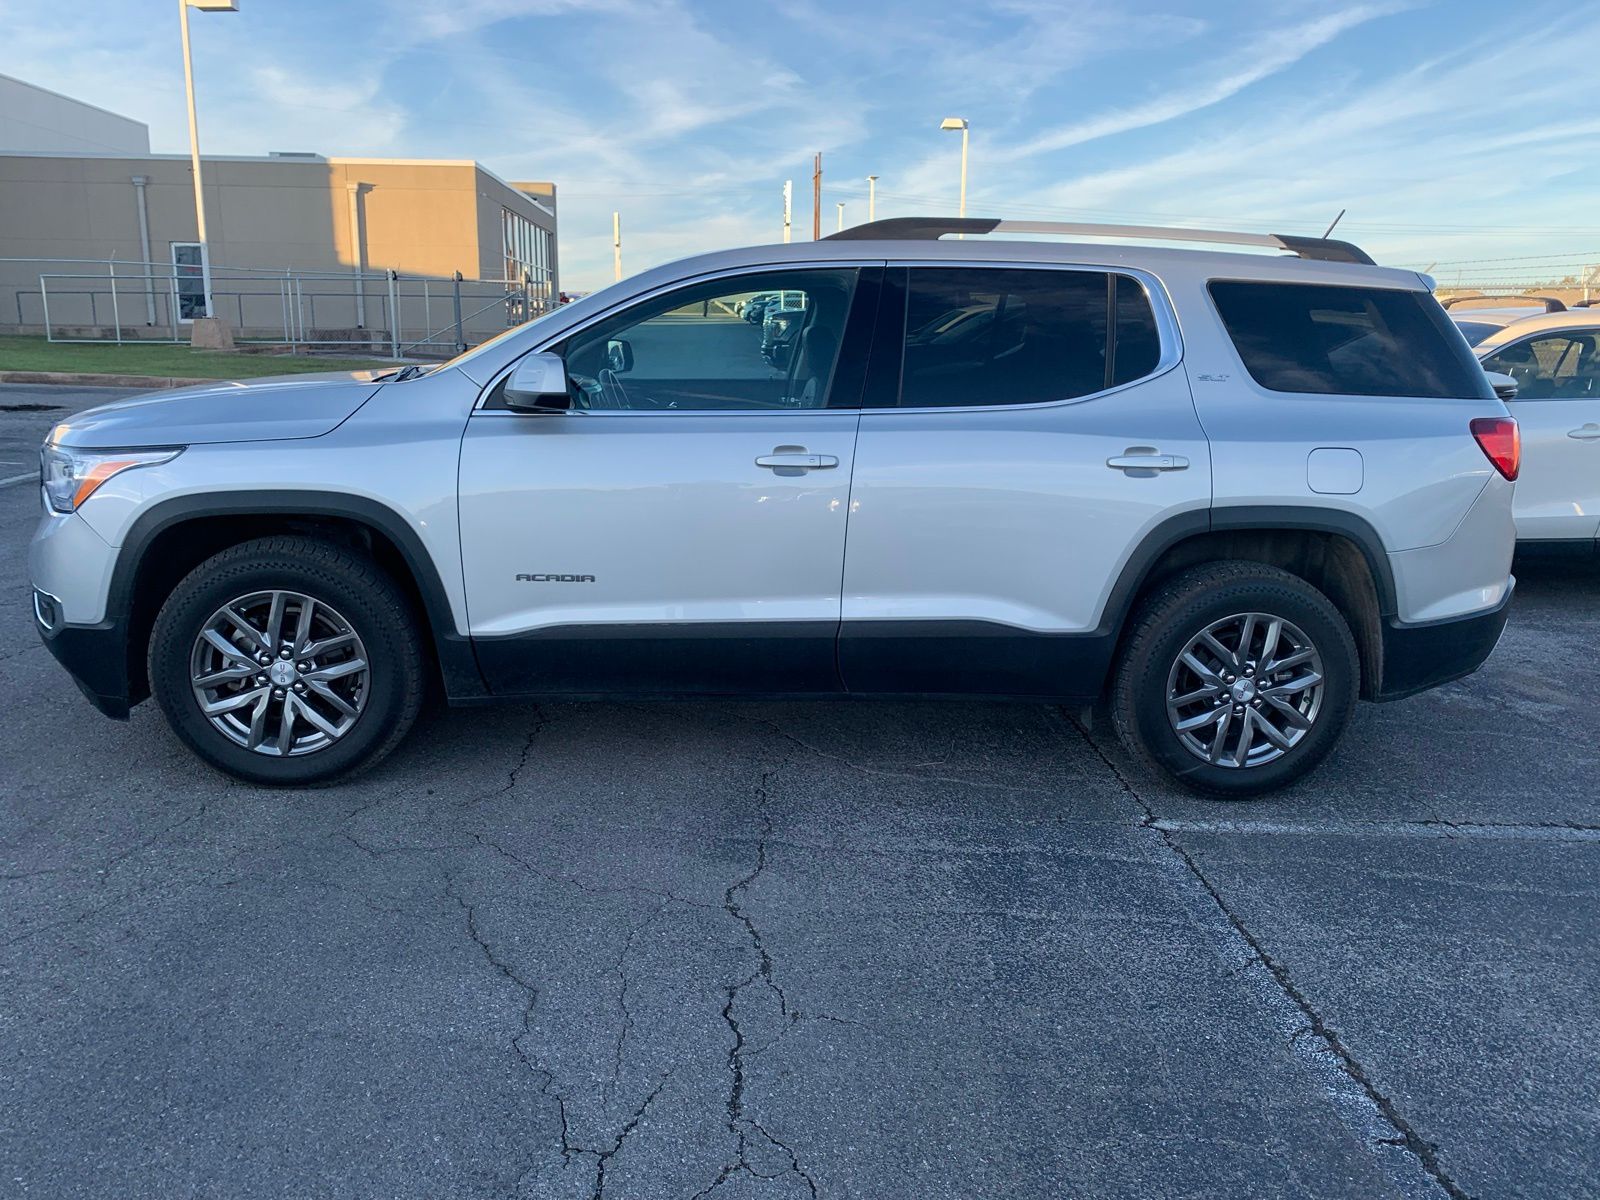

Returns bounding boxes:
[606,338,633,374]
[1484,370,1518,402]
[503,352,572,413]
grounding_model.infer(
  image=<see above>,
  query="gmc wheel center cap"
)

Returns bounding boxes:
[270,661,298,686]
[1231,678,1257,703]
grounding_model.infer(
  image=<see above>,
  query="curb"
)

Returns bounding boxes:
[0,370,214,389]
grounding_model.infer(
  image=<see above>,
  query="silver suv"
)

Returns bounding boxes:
[29,218,1518,795]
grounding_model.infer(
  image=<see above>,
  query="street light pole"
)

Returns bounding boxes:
[177,0,237,320]
[866,175,878,222]
[939,117,969,221]
[836,202,845,232]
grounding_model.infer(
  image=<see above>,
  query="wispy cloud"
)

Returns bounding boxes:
[995,2,1412,160]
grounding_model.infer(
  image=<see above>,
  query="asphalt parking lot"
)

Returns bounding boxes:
[2,384,1598,1200]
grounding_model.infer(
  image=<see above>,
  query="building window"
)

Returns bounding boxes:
[502,207,552,293]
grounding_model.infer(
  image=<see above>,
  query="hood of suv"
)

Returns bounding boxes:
[49,371,386,450]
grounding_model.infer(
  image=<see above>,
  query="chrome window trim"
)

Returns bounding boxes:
[472,260,882,416]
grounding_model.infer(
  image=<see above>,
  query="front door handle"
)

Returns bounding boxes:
[755,450,839,471]
[1107,452,1189,473]
[1568,424,1600,440]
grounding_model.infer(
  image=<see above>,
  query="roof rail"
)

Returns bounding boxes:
[823,216,1376,266]
[1440,293,1567,313]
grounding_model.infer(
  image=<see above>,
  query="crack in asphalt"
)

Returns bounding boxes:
[1065,712,1473,1200]
[461,706,548,810]
[690,765,822,1200]
[602,902,670,1116]
[588,1072,670,1200]
[445,874,578,1180]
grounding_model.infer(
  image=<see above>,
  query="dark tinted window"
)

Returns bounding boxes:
[898,268,1161,408]
[1453,320,1503,346]
[1113,275,1161,384]
[1482,332,1600,400]
[1209,281,1489,399]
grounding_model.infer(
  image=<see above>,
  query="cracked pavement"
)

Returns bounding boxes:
[3,388,1600,1198]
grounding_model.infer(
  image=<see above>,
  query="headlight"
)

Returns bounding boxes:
[39,444,181,514]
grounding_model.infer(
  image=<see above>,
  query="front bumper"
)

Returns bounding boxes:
[35,593,134,719]
[1372,580,1514,702]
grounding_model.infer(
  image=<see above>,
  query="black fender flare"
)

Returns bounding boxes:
[111,490,487,699]
[1097,504,1399,638]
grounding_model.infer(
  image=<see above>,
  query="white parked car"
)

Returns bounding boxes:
[30,218,1517,795]
[1472,309,1600,551]
[1444,294,1574,346]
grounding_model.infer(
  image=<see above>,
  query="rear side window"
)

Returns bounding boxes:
[897,268,1162,408]
[1209,281,1490,399]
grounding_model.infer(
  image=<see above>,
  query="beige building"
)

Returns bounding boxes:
[0,76,558,348]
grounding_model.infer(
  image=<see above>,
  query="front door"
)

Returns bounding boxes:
[458,265,877,694]
[1481,330,1600,543]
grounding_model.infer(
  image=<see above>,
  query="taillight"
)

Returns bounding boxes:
[1470,416,1520,481]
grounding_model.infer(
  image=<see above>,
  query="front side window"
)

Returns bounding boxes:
[1209,280,1490,399]
[1482,332,1600,400]
[557,269,858,411]
[897,268,1161,408]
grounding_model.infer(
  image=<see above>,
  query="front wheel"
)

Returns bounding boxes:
[1110,563,1360,797]
[149,536,425,786]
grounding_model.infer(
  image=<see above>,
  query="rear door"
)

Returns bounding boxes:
[458,265,880,695]
[838,264,1211,697]
[1480,329,1600,543]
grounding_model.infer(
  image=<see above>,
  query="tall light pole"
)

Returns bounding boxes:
[178,0,237,320]
[782,180,792,243]
[939,117,969,220]
[612,211,622,281]
[866,175,878,222]
[836,202,846,232]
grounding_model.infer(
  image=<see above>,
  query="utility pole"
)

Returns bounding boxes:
[836,202,846,232]
[612,211,621,282]
[866,175,878,222]
[812,152,822,241]
[782,180,792,243]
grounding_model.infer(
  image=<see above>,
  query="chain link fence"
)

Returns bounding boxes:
[5,258,555,359]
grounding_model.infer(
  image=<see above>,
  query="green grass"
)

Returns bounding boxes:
[0,336,395,380]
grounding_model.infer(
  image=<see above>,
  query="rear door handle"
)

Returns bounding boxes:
[1568,424,1600,440]
[755,452,838,470]
[1107,453,1189,473]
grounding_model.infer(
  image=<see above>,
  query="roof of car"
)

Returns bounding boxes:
[1472,309,1600,353]
[616,234,1429,294]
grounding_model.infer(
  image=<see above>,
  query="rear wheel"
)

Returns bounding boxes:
[1111,563,1359,797]
[149,536,424,786]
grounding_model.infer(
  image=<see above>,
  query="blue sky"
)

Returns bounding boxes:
[7,0,1598,289]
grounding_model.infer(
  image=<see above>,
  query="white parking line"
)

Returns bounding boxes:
[0,472,38,488]
[1151,816,1600,842]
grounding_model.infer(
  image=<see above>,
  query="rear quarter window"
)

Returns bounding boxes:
[1209,280,1491,399]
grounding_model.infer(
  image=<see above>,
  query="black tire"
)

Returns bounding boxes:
[149,536,425,786]
[1110,562,1359,798]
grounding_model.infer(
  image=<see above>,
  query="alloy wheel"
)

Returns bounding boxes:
[1165,611,1324,769]
[188,590,369,757]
